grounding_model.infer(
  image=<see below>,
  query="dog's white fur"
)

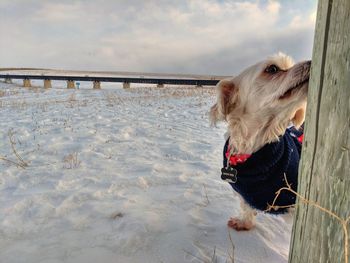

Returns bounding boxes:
[210,53,310,230]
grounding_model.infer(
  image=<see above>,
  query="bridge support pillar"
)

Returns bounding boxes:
[123,82,130,89]
[44,79,52,89]
[93,81,101,89]
[4,78,12,84]
[23,79,31,88]
[67,80,75,89]
[157,83,164,88]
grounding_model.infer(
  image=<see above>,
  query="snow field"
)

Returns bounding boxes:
[0,81,292,263]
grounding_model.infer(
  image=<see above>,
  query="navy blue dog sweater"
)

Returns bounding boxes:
[222,127,303,214]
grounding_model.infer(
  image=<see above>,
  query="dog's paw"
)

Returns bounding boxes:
[227,217,254,231]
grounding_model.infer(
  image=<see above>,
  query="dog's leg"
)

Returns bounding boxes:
[228,198,256,231]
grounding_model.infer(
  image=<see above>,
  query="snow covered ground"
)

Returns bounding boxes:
[0,80,293,263]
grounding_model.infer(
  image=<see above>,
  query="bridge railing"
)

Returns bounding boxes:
[0,73,221,89]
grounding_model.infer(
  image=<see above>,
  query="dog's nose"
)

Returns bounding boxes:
[303,60,311,71]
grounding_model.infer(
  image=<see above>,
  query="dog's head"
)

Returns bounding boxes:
[210,52,311,153]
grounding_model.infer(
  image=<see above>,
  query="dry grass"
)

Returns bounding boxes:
[101,86,215,109]
[198,184,210,207]
[0,87,27,109]
[38,102,49,112]
[1,85,213,110]
[0,129,29,169]
[103,91,125,106]
[0,91,89,110]
[67,93,77,108]
[63,152,81,169]
[128,86,215,98]
[266,174,350,263]
[183,248,218,263]
[0,99,28,110]
[110,211,124,219]
[0,89,19,97]
[183,232,235,263]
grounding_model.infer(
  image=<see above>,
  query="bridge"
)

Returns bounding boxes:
[0,69,227,89]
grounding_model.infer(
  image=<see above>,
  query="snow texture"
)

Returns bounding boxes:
[0,80,293,263]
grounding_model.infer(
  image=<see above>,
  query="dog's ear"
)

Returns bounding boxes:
[291,107,306,128]
[210,78,237,126]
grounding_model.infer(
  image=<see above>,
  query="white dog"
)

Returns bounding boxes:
[210,53,310,230]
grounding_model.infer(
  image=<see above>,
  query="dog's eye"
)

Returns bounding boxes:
[265,65,280,74]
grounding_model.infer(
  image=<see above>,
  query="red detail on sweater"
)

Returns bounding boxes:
[297,134,304,143]
[225,147,251,166]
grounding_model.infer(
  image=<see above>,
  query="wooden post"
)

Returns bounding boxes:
[23,79,31,87]
[93,81,101,89]
[123,82,130,89]
[67,80,75,89]
[289,1,350,263]
[44,79,52,89]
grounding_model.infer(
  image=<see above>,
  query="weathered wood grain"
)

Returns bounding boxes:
[289,0,350,262]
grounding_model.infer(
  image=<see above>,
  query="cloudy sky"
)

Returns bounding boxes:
[0,0,317,75]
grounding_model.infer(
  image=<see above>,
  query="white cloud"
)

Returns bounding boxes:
[0,0,317,74]
[266,0,281,15]
[33,2,82,22]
